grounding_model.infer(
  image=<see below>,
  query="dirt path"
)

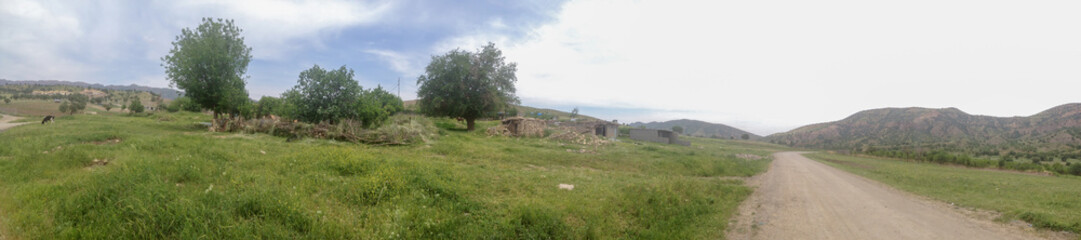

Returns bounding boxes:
[0,114,30,132]
[727,152,1052,240]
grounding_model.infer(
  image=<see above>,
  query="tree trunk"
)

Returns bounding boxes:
[466,118,476,131]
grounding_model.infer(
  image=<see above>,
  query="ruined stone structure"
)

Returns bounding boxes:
[555,120,619,140]
[629,129,691,146]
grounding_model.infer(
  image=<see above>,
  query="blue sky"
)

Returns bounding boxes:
[3,0,1081,135]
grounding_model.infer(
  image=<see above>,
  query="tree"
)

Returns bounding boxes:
[416,42,519,131]
[741,133,750,140]
[672,126,684,134]
[61,95,88,115]
[356,86,404,128]
[130,98,144,113]
[285,65,362,124]
[570,107,579,119]
[161,18,252,122]
[59,101,69,114]
[2,97,10,104]
[254,96,284,118]
[103,104,113,112]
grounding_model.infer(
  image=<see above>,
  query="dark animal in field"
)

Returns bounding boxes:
[41,115,54,125]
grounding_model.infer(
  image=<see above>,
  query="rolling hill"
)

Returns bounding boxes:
[629,119,760,139]
[0,79,183,100]
[764,103,1081,156]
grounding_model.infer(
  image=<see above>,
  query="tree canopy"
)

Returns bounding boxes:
[285,65,362,124]
[416,42,518,131]
[161,18,251,120]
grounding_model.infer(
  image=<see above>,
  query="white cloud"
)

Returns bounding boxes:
[363,49,416,75]
[437,0,1081,135]
[167,0,397,60]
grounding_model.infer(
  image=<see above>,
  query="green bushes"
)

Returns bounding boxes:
[217,114,435,145]
[862,149,1081,176]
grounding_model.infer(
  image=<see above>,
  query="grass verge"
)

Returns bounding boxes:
[0,112,789,239]
[807,153,1081,235]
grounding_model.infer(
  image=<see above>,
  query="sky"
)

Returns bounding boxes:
[2,0,1080,135]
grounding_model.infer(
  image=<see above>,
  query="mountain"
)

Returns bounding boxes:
[0,79,183,100]
[629,119,760,139]
[764,104,1081,154]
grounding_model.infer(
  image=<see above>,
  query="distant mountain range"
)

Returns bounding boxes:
[629,119,760,139]
[765,104,1081,154]
[0,79,182,100]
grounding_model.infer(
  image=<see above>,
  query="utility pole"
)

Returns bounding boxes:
[397,77,400,97]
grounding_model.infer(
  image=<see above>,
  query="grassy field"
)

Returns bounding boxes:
[807,153,1081,235]
[0,112,789,239]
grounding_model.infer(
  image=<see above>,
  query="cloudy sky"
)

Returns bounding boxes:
[2,0,1080,135]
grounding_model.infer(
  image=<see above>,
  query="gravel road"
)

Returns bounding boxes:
[727,152,1052,240]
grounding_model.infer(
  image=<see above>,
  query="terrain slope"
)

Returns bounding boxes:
[728,152,1046,240]
[629,119,760,139]
[765,104,1081,154]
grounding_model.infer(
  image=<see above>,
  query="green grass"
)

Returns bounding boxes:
[0,112,790,239]
[807,153,1081,234]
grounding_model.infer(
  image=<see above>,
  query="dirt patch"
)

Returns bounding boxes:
[0,114,30,132]
[84,158,110,170]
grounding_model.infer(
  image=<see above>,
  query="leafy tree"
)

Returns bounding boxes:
[103,104,113,112]
[254,96,285,118]
[64,94,88,115]
[356,86,404,128]
[416,42,518,131]
[161,18,252,121]
[3,97,10,104]
[58,101,69,114]
[570,107,579,119]
[741,133,750,140]
[285,65,362,123]
[130,98,144,113]
[672,126,684,134]
[121,104,127,111]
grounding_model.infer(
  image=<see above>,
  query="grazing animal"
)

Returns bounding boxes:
[41,115,55,125]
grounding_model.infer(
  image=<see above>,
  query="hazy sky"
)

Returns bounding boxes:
[2,0,1080,135]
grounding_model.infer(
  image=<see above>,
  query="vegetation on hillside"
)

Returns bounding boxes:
[766,105,1081,166]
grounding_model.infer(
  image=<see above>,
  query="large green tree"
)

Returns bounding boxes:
[285,65,362,124]
[416,42,519,131]
[161,18,252,122]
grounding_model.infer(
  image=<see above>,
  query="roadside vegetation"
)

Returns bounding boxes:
[807,153,1081,235]
[859,149,1081,176]
[0,111,788,239]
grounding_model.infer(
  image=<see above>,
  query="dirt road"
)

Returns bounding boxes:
[727,152,1049,240]
[0,114,29,132]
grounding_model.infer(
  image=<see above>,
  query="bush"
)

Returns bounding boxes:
[1069,163,1081,176]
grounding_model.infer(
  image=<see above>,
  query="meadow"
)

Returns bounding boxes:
[807,153,1081,235]
[0,111,789,239]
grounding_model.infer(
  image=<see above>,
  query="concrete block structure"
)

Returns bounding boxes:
[629,129,691,146]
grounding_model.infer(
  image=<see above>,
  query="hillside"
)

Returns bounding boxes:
[765,104,1081,156]
[0,79,183,100]
[629,119,760,139]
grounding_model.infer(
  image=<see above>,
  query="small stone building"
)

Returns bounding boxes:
[494,117,546,137]
[557,120,619,140]
[629,129,691,146]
